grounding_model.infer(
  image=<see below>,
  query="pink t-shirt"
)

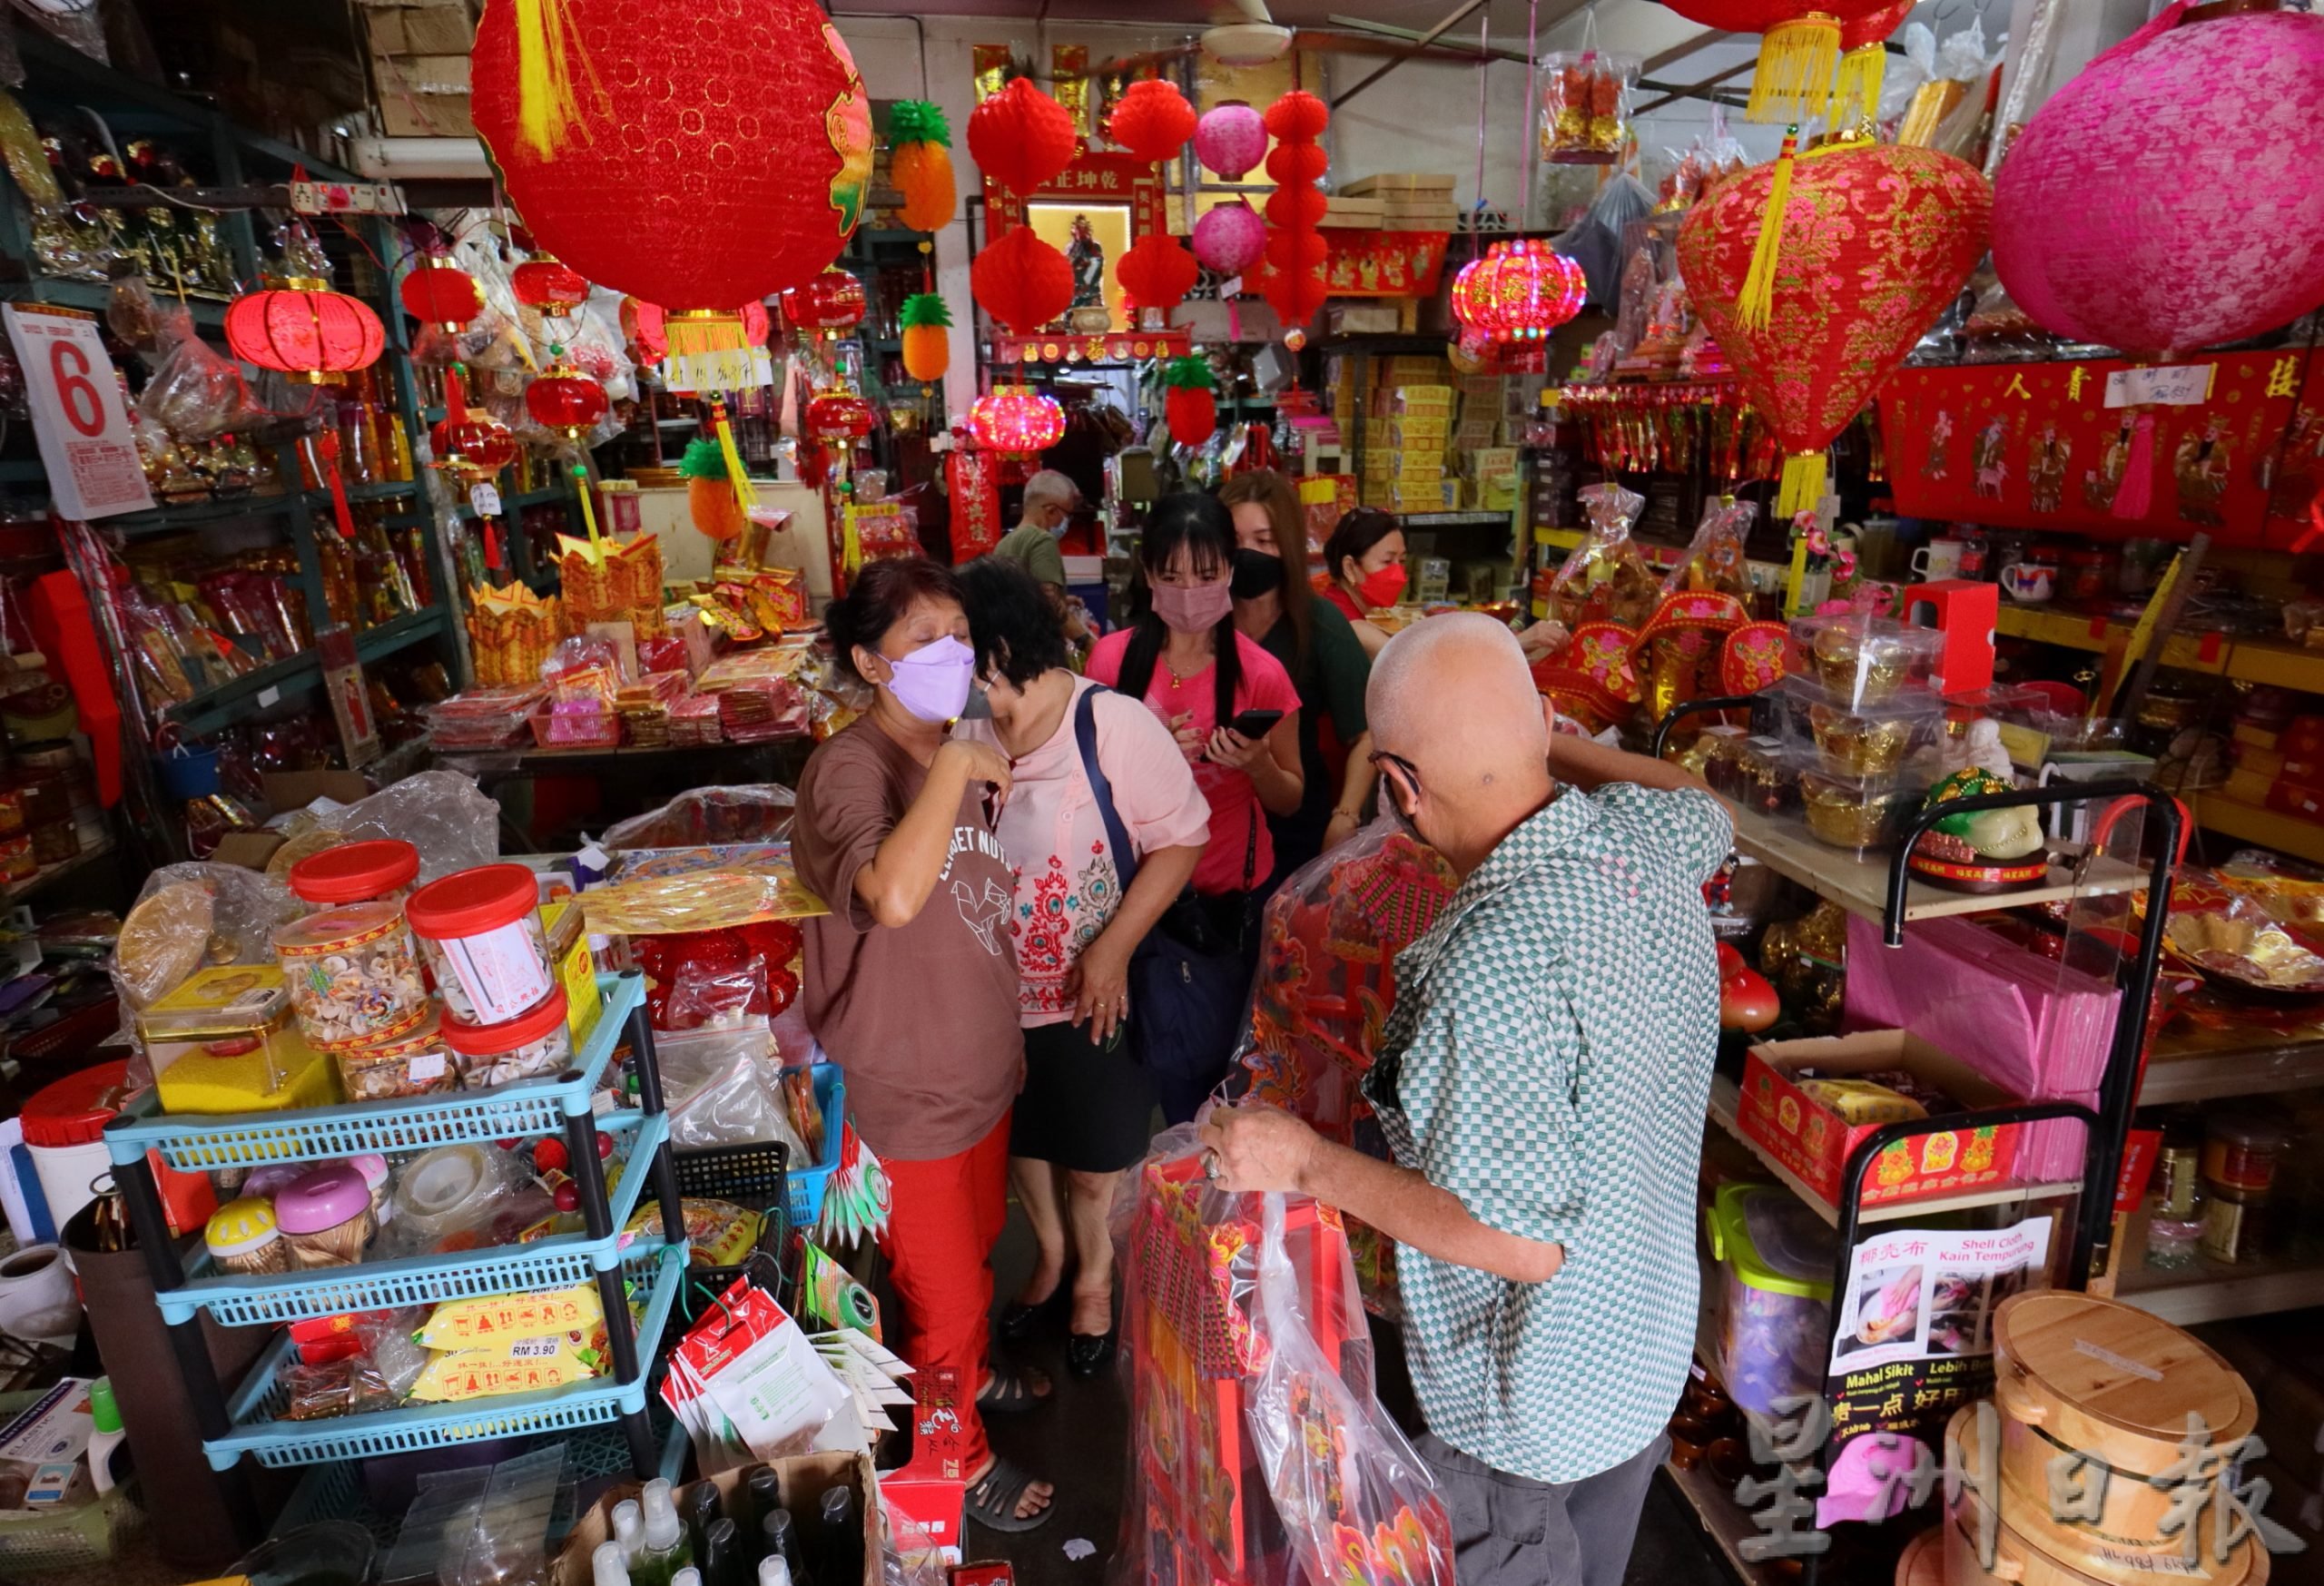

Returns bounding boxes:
[957,676,1211,1025]
[1087,628,1300,897]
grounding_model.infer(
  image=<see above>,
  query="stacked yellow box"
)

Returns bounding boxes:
[1363,383,1454,509]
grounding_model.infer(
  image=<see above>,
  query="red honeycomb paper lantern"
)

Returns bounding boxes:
[971,225,1075,335]
[225,279,386,384]
[1108,79,1197,164]
[970,385,1065,453]
[471,0,873,311]
[783,268,867,336]
[399,258,482,334]
[1263,90,1329,144]
[969,78,1078,197]
[511,256,590,310]
[1265,143,1329,186]
[1265,185,1328,231]
[1116,231,1200,315]
[1449,240,1585,345]
[526,364,608,440]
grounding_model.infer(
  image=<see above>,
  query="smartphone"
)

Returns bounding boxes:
[1226,708,1285,739]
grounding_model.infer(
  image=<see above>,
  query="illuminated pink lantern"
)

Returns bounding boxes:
[1193,201,1268,277]
[1194,101,1267,180]
[1993,7,2324,357]
[1450,240,1585,345]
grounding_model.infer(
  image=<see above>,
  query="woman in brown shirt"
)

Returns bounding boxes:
[792,557,1055,1532]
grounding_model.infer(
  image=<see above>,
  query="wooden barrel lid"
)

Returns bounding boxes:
[1993,1292,2256,1455]
[1895,1529,1944,1586]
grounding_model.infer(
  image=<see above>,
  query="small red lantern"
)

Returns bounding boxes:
[1108,79,1196,164]
[970,385,1065,454]
[1265,185,1328,231]
[1450,241,1585,345]
[511,255,590,310]
[1263,90,1330,144]
[971,225,1076,335]
[783,268,867,337]
[807,389,877,439]
[526,363,608,440]
[968,78,1078,197]
[431,369,518,477]
[399,258,483,334]
[224,278,386,385]
[1116,231,1200,316]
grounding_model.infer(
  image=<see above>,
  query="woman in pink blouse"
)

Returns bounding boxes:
[955,558,1210,1377]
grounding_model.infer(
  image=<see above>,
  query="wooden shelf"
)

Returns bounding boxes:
[1724,802,2148,931]
[2140,1025,2324,1106]
[2188,793,2324,867]
[1707,1073,2085,1229]
[1995,606,2324,697]
[2117,1248,2324,1326]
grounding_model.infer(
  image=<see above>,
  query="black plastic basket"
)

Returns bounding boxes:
[670,1140,793,1325]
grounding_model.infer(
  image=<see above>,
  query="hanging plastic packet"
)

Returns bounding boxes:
[661,1273,850,1466]
[1540,49,1639,165]
[812,1124,891,1250]
[1663,497,1757,597]
[1549,482,1658,629]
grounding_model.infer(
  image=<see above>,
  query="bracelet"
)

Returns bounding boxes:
[1330,807,1362,821]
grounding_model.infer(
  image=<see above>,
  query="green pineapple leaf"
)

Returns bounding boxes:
[900,292,955,330]
[887,101,952,149]
[678,437,728,481]
[1159,354,1216,391]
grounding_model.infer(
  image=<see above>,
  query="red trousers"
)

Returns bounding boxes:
[878,1109,1010,1471]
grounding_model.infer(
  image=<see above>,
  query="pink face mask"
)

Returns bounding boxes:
[1150,577,1234,634]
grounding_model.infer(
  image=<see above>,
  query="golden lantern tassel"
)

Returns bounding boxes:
[1735,130,1798,335]
[1748,14,1843,124]
[513,0,604,159]
[711,400,760,520]
[1828,44,1886,126]
[1777,451,1827,520]
[571,461,606,566]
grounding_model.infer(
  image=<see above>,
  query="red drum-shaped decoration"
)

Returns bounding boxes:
[1262,90,1328,144]
[971,225,1076,335]
[970,385,1065,453]
[511,256,590,310]
[471,0,872,310]
[1108,79,1197,164]
[225,279,386,384]
[526,366,608,439]
[1449,240,1585,345]
[807,389,877,439]
[783,267,868,335]
[968,78,1079,197]
[1116,232,1200,315]
[399,258,482,334]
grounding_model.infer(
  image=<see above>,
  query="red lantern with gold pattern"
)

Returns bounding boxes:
[431,369,518,478]
[399,257,482,334]
[807,389,877,439]
[1450,240,1585,346]
[225,279,385,384]
[470,0,872,314]
[970,386,1065,454]
[783,268,867,338]
[1653,0,1904,123]
[526,365,608,440]
[511,255,590,310]
[1679,140,1989,517]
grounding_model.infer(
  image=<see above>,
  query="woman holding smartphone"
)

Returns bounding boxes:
[1088,491,1302,1118]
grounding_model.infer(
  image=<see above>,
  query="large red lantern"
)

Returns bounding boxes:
[1116,232,1199,317]
[783,268,867,338]
[526,364,608,441]
[971,225,1075,335]
[1652,0,1902,123]
[970,386,1065,454]
[471,0,872,314]
[225,279,385,384]
[968,78,1078,197]
[1108,79,1196,164]
[1679,140,1989,517]
[399,257,482,334]
[511,255,590,310]
[1450,241,1585,346]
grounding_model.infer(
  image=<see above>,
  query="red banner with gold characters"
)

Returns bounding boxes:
[1320,230,1453,297]
[948,446,1004,562]
[1876,347,2324,548]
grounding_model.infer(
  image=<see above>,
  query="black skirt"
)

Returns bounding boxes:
[1009,1017,1158,1173]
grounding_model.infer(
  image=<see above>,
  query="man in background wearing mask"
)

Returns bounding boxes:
[993,470,1091,648]
[1200,615,1729,1586]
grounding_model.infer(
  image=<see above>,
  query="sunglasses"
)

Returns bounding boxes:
[1368,750,1423,796]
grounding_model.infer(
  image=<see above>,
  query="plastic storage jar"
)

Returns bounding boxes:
[272,902,429,1051]
[287,839,421,912]
[204,1197,287,1276]
[2201,1114,2289,1201]
[333,1010,457,1103]
[2145,1217,2202,1271]
[442,987,573,1089]
[406,865,556,1027]
[274,1163,377,1269]
[1704,1182,1835,1415]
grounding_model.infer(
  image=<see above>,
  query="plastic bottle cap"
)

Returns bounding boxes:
[642,1479,683,1550]
[820,1488,852,1524]
[759,1561,793,1586]
[88,1378,121,1435]
[674,1571,701,1586]
[613,1501,642,1547]
[440,985,570,1057]
[273,1163,373,1235]
[595,1541,630,1586]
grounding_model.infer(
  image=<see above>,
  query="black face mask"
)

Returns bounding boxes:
[1230,547,1285,599]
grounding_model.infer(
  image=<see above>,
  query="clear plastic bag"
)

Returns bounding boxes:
[112,861,303,1086]
[306,770,503,886]
[1540,50,1638,165]
[658,1020,810,1156]
[1551,172,1653,307]
[603,784,798,849]
[1548,482,1659,628]
[1663,497,1756,597]
[634,921,804,1032]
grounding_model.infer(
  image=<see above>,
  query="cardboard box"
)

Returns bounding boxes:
[263,769,373,812]
[2239,745,2288,776]
[1738,1029,2028,1212]
[2235,721,2285,753]
[1340,173,1457,196]
[881,1368,968,1567]
[2221,768,2276,806]
[211,832,288,871]
[380,90,473,136]
[2286,716,2324,759]
[2269,781,2324,823]
[553,1450,877,1586]
[1324,304,1399,337]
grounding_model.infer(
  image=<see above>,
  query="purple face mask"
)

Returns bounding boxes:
[1150,577,1234,635]
[882,635,977,724]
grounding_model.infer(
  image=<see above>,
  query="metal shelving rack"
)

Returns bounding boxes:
[1652,694,2184,1586]
[99,973,688,1546]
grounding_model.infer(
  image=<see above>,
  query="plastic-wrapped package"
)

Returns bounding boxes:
[1547,482,1659,628]
[138,302,265,442]
[603,785,798,850]
[633,921,803,1032]
[1111,1127,1453,1586]
[657,1020,809,1154]
[1663,497,1756,596]
[301,770,504,886]
[1540,50,1638,165]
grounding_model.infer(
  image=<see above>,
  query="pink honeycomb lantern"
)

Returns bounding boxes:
[1993,5,2324,358]
[1193,201,1268,277]
[1194,101,1267,180]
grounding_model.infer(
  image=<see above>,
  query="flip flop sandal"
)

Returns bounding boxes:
[966,1457,1056,1534]
[976,1366,1050,1415]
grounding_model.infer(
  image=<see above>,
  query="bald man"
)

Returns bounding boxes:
[1203,614,1731,1586]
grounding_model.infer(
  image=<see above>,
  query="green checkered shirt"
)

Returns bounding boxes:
[1362,783,1730,1483]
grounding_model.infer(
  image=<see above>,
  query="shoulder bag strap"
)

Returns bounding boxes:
[1074,684,1140,892]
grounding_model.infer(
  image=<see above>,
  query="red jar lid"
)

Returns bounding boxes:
[22,1059,132,1148]
[289,839,421,906]
[406,863,539,941]
[440,986,569,1058]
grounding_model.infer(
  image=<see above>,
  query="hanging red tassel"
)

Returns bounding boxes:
[2112,411,2159,520]
[316,429,357,539]
[484,517,504,571]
